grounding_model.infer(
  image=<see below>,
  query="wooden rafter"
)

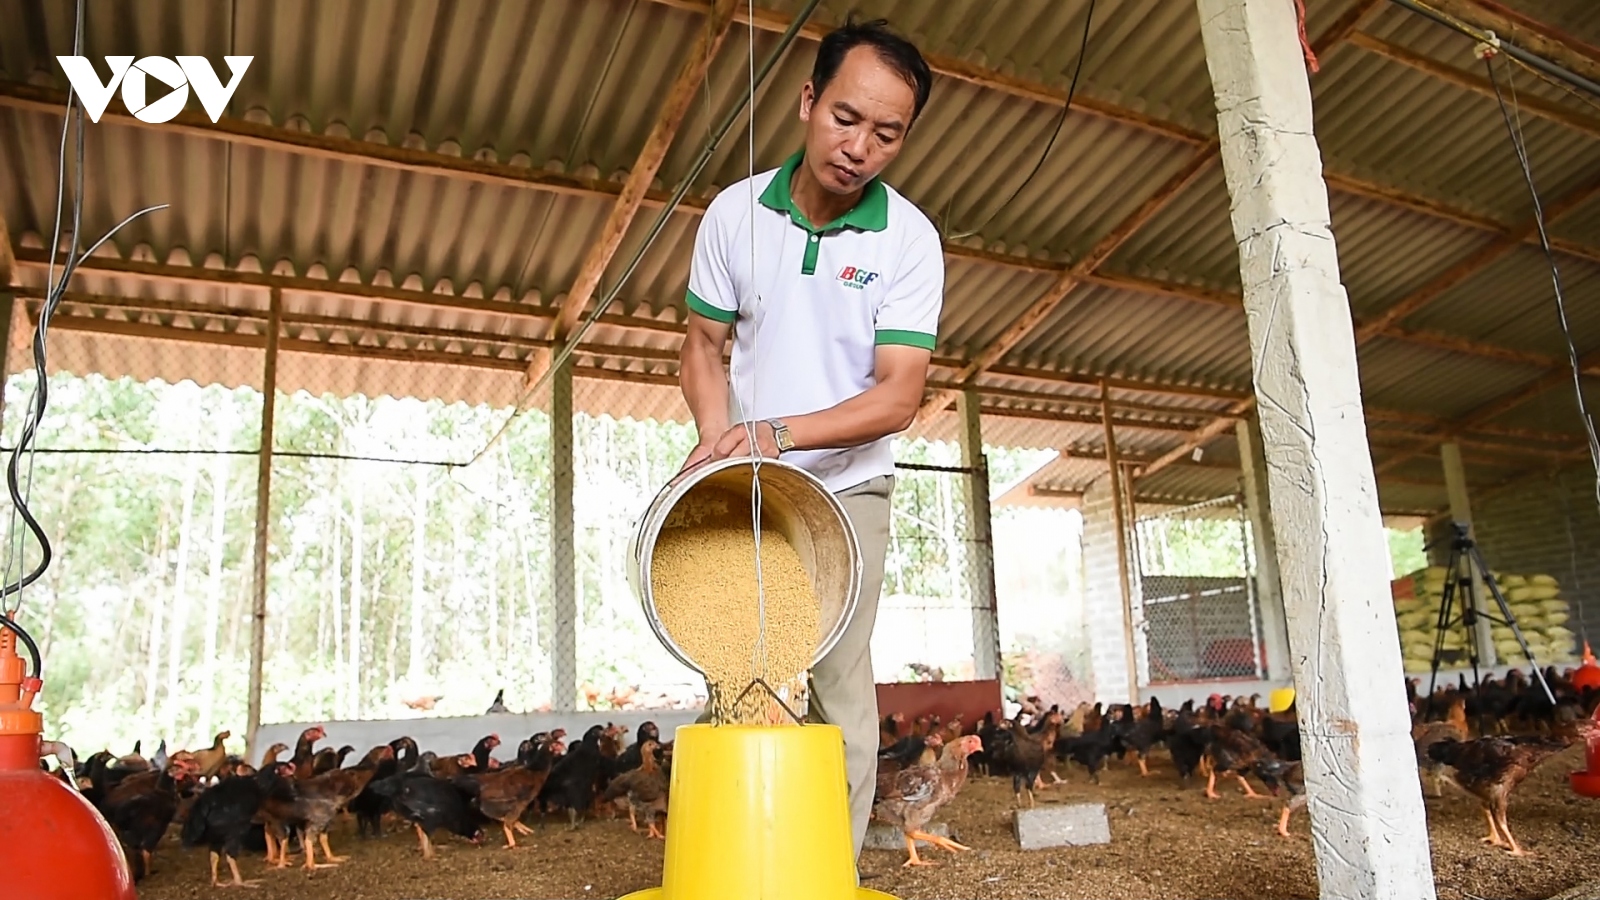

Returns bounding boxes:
[915,141,1221,421]
[530,0,738,393]
[1451,0,1600,86]
[1348,31,1600,141]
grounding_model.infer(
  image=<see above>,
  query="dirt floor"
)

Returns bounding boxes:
[136,748,1599,900]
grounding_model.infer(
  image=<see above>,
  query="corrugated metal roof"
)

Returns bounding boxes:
[2,0,1598,520]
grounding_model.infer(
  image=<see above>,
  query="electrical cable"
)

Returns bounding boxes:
[1483,53,1600,516]
[0,614,41,681]
[946,0,1095,242]
[2,0,167,616]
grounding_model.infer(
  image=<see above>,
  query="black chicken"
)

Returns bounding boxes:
[368,767,484,860]
[536,724,608,829]
[180,762,295,887]
[349,736,419,838]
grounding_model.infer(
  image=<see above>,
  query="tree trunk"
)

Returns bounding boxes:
[142,470,180,716]
[163,459,200,737]
[197,446,231,742]
[408,472,427,680]
[348,469,365,720]
[331,473,344,718]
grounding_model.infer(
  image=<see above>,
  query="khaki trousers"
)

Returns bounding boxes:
[691,473,894,864]
[809,473,894,863]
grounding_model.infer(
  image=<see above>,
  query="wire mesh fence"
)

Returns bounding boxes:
[1134,494,1266,685]
[0,336,1009,751]
[876,458,1000,684]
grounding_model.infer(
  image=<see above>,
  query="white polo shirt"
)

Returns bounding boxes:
[686,150,945,493]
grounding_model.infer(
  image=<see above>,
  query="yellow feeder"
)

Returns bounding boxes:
[619,723,895,900]
[623,460,898,900]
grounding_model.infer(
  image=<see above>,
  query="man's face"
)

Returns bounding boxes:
[798,45,917,195]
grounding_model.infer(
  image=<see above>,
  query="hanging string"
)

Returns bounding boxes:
[1294,0,1320,73]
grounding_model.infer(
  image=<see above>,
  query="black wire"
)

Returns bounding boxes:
[1484,56,1600,515]
[948,0,1095,241]
[0,614,42,681]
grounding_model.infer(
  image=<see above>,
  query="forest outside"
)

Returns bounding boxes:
[2,371,1065,755]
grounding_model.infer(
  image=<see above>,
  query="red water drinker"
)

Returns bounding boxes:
[0,618,137,899]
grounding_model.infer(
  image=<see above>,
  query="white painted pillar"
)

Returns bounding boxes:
[1440,442,1496,666]
[1237,413,1292,680]
[956,391,1001,680]
[1196,2,1436,898]
[551,360,578,712]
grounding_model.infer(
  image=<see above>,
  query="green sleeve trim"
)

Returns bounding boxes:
[875,329,936,351]
[686,289,736,323]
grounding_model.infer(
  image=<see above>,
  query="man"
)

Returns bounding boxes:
[675,18,941,864]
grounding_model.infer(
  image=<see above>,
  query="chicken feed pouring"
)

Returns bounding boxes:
[649,485,821,725]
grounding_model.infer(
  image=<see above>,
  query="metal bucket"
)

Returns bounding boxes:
[626,457,863,679]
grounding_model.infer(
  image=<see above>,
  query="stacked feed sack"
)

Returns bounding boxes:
[1391,567,1467,672]
[1390,568,1578,670]
[1494,573,1577,665]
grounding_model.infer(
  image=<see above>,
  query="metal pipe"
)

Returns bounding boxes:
[1386,0,1600,98]
[470,0,823,465]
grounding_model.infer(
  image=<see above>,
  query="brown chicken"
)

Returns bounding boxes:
[189,730,232,779]
[260,742,290,765]
[463,735,561,848]
[1254,758,1306,837]
[263,744,392,869]
[291,726,327,778]
[1202,723,1274,800]
[1427,717,1596,855]
[1412,694,1469,798]
[994,709,1063,807]
[872,735,982,867]
[936,715,965,747]
[601,738,669,839]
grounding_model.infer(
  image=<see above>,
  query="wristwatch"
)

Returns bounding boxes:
[765,419,795,453]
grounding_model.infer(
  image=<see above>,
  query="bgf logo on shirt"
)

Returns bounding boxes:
[837,266,879,290]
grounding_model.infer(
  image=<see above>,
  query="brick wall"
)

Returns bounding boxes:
[1080,474,1145,703]
[1447,467,1600,649]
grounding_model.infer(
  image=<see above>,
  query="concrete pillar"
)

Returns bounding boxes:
[956,390,1001,680]
[551,360,577,712]
[1196,1,1436,898]
[1237,413,1292,680]
[1080,474,1139,704]
[1440,442,1496,666]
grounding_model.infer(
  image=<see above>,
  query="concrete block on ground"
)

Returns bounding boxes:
[1013,803,1110,850]
[864,821,950,852]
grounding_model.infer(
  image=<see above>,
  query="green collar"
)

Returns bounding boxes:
[757,149,888,233]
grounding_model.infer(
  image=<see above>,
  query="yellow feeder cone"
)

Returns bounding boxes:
[619,723,899,900]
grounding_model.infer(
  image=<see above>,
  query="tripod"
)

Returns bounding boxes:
[1424,521,1555,729]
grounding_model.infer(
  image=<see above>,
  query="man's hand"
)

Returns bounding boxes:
[675,422,780,477]
[713,421,781,462]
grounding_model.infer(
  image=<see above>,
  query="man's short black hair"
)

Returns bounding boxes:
[810,16,933,124]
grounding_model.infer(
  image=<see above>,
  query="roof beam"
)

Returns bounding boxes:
[643,0,1209,144]
[916,141,1222,421]
[0,208,12,288]
[1348,31,1600,141]
[1406,0,1600,93]
[534,0,738,391]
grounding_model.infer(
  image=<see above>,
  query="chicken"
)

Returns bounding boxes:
[180,762,296,888]
[290,726,327,778]
[104,757,198,881]
[470,734,501,770]
[970,710,1000,776]
[1254,758,1305,838]
[1112,698,1166,777]
[1413,694,1469,798]
[880,711,909,749]
[430,753,479,780]
[1166,701,1208,785]
[261,744,393,869]
[1201,723,1274,800]
[872,735,982,867]
[487,689,510,714]
[189,730,233,780]
[1055,715,1119,785]
[612,722,661,777]
[350,737,420,838]
[936,714,965,747]
[536,724,608,829]
[311,744,355,776]
[370,767,484,859]
[600,738,669,839]
[459,734,560,848]
[993,708,1063,806]
[259,742,290,765]
[401,693,445,711]
[1427,717,1596,855]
